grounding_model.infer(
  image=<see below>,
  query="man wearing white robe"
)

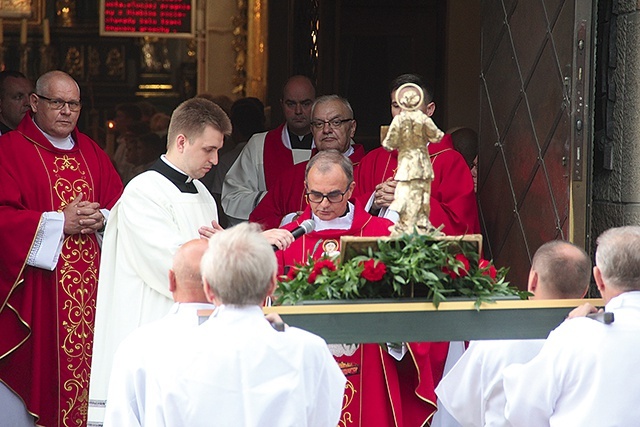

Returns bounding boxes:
[503,226,640,426]
[143,223,346,427]
[222,75,316,224]
[104,239,214,426]
[436,240,591,427]
[89,98,231,425]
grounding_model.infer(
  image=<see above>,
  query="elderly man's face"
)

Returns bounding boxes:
[311,100,356,153]
[281,77,315,136]
[31,76,81,138]
[305,163,355,221]
[0,76,33,129]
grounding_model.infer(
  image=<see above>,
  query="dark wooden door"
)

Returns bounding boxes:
[478,0,594,288]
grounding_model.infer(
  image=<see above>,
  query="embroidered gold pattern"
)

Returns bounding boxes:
[59,233,97,426]
[54,179,91,211]
[53,155,80,173]
[339,380,356,427]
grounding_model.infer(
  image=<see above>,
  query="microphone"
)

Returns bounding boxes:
[291,219,315,239]
[272,219,315,251]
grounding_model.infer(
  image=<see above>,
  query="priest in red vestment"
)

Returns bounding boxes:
[354,74,479,236]
[250,95,365,229]
[222,75,316,223]
[277,150,441,426]
[0,71,123,427]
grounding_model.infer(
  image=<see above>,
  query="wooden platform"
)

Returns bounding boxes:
[262,298,604,344]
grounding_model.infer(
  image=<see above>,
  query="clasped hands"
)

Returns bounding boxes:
[63,193,105,235]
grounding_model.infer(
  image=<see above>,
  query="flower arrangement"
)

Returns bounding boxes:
[275,233,529,309]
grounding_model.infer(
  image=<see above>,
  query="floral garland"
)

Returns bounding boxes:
[275,233,530,309]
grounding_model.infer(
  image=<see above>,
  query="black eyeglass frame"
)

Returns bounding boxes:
[309,118,354,130]
[35,93,82,112]
[305,183,353,204]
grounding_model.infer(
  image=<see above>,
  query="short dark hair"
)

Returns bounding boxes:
[0,70,29,97]
[390,74,434,104]
[532,240,591,298]
[167,97,232,147]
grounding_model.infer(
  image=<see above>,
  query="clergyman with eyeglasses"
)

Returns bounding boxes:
[222,75,316,225]
[249,95,366,229]
[0,70,123,427]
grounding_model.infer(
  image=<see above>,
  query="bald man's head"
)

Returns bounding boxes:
[169,239,210,303]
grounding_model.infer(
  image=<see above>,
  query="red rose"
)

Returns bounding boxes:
[307,271,318,284]
[360,259,387,282]
[312,259,337,274]
[286,266,298,281]
[479,259,497,280]
[443,253,470,279]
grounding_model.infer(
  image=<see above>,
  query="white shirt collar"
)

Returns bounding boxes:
[312,201,354,231]
[34,121,75,150]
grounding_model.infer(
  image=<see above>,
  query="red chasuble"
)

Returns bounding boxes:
[249,144,366,229]
[354,133,480,236]
[0,114,123,427]
[276,205,442,426]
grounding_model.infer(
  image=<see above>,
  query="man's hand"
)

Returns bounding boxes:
[262,228,295,250]
[265,312,287,331]
[198,220,224,239]
[373,178,397,210]
[63,193,104,235]
[567,303,601,319]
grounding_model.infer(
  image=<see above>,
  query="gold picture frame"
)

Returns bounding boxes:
[0,0,44,23]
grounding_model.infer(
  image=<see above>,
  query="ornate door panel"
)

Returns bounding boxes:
[479,0,593,288]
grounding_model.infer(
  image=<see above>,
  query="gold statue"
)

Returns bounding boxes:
[382,83,444,236]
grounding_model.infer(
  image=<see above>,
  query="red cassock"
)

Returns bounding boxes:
[353,133,480,236]
[277,204,446,426]
[0,114,123,427]
[249,144,366,229]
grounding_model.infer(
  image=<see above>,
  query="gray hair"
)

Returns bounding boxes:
[200,222,277,306]
[167,97,232,149]
[311,94,354,119]
[531,240,591,298]
[595,226,640,291]
[305,149,353,183]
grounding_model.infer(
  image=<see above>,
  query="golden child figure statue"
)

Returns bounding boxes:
[382,83,445,236]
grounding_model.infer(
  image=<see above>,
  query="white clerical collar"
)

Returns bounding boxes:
[160,154,193,183]
[343,144,354,158]
[34,121,74,150]
[312,202,354,231]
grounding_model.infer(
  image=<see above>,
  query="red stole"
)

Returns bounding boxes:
[261,123,302,191]
[0,114,123,426]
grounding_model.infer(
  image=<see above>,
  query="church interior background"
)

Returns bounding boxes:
[3,0,635,294]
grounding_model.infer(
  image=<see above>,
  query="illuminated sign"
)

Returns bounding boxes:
[100,0,195,38]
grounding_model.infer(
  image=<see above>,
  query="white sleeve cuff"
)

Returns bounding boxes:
[27,212,65,270]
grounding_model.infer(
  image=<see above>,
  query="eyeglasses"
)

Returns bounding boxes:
[36,94,82,112]
[310,118,353,129]
[305,184,352,204]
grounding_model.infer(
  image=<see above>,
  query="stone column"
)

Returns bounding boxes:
[592,2,640,243]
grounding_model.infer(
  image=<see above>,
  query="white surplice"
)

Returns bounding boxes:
[104,302,215,427]
[436,339,544,427]
[145,305,346,427]
[503,291,640,426]
[89,160,218,426]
